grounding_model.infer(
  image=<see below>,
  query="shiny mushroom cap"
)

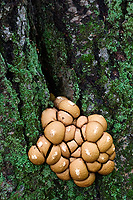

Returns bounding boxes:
[86,161,101,172]
[74,173,95,187]
[41,108,57,128]
[97,132,113,152]
[56,168,71,180]
[82,141,99,163]
[58,99,80,118]
[86,121,103,142]
[46,145,61,165]
[54,96,68,108]
[44,121,65,144]
[28,145,45,165]
[57,110,73,126]
[36,135,51,157]
[50,156,69,173]
[76,116,88,128]
[98,160,115,175]
[88,114,107,131]
[70,158,89,181]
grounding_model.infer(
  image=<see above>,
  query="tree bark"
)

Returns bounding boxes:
[0,0,132,199]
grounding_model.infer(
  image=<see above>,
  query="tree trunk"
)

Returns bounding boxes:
[0,0,132,199]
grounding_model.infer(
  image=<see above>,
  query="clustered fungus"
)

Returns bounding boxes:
[28,96,116,187]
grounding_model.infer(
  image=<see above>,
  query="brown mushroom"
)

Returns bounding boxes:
[97,153,109,163]
[81,141,99,162]
[71,147,81,158]
[97,132,113,152]
[76,116,88,128]
[41,108,57,128]
[106,143,115,155]
[74,173,95,187]
[109,151,116,160]
[28,145,45,165]
[70,157,77,163]
[88,114,107,131]
[86,121,103,142]
[54,96,68,109]
[67,140,78,153]
[81,124,87,140]
[58,99,80,118]
[70,158,89,181]
[56,168,71,180]
[50,156,69,173]
[64,125,76,142]
[57,110,73,126]
[74,128,84,145]
[98,160,115,175]
[37,135,51,157]
[86,161,101,172]
[46,145,61,165]
[59,142,70,158]
[44,121,65,144]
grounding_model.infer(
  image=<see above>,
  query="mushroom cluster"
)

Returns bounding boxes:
[28,96,116,187]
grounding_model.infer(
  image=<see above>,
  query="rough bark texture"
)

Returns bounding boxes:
[0,0,132,199]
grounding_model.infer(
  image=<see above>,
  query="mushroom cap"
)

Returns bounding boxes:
[44,121,65,144]
[81,124,87,140]
[59,142,70,158]
[70,158,89,181]
[28,145,45,165]
[36,135,51,157]
[56,168,71,180]
[82,141,99,163]
[58,99,80,118]
[46,145,61,165]
[106,143,115,155]
[41,108,57,128]
[67,140,78,153]
[50,156,69,173]
[88,114,107,131]
[74,128,84,145]
[71,147,81,158]
[86,121,103,142]
[97,153,109,163]
[64,125,76,142]
[109,151,116,160]
[97,132,113,152]
[57,110,73,126]
[98,160,115,175]
[54,96,68,109]
[74,173,95,187]
[86,161,101,172]
[76,116,88,128]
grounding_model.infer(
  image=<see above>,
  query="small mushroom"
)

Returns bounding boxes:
[28,145,45,165]
[58,99,80,118]
[70,157,77,163]
[44,121,65,144]
[57,110,73,126]
[46,145,61,165]
[71,147,81,158]
[98,160,115,175]
[54,96,68,109]
[106,143,115,155]
[70,158,89,181]
[86,161,101,172]
[56,168,71,180]
[74,128,84,145]
[41,108,57,128]
[37,135,51,157]
[97,132,113,152]
[97,153,109,163]
[81,124,87,140]
[67,140,78,153]
[109,151,116,160]
[81,141,99,163]
[59,142,70,158]
[88,114,107,131]
[64,125,76,142]
[76,116,88,128]
[86,121,103,142]
[50,156,69,173]
[74,173,95,187]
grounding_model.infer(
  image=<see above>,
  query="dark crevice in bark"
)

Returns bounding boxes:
[97,0,108,21]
